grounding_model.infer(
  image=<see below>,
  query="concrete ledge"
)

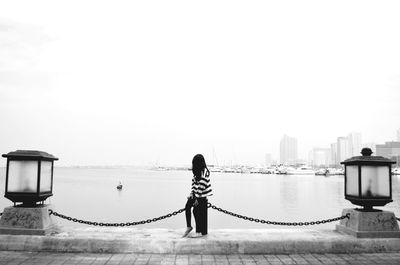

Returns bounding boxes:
[0,225,59,236]
[336,224,400,238]
[0,228,400,254]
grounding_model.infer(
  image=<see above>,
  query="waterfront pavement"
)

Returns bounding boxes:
[0,251,400,265]
[1,228,400,255]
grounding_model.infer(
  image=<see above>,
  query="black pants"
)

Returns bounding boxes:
[185,197,195,228]
[193,197,208,235]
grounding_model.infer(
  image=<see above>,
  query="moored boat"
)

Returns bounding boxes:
[315,168,344,176]
[315,168,328,176]
[326,168,344,176]
[286,166,315,175]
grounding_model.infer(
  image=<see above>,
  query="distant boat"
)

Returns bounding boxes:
[117,182,123,190]
[276,166,288,175]
[326,168,344,176]
[315,168,328,176]
[286,166,315,175]
[223,167,235,173]
[208,165,223,172]
[315,168,344,176]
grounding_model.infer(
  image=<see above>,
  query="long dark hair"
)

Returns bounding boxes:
[192,154,210,181]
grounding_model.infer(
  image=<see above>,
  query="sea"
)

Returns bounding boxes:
[0,167,399,230]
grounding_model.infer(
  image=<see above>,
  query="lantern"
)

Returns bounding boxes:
[2,150,58,206]
[340,148,395,211]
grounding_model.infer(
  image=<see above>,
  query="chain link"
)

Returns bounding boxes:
[207,203,350,226]
[48,208,185,227]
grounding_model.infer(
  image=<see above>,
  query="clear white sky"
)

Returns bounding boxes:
[1,1,400,166]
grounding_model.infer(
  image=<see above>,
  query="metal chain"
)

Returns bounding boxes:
[48,208,185,227]
[207,203,350,226]
[48,202,356,227]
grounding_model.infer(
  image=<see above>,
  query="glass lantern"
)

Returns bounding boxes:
[341,148,395,211]
[2,150,58,206]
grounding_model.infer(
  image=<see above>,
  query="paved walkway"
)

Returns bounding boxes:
[0,251,399,265]
[2,228,400,254]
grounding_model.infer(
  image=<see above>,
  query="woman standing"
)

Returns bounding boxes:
[182,154,212,238]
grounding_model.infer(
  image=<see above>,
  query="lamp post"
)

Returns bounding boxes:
[336,148,400,238]
[2,150,58,206]
[0,150,60,235]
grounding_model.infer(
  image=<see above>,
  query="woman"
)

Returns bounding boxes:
[182,154,212,238]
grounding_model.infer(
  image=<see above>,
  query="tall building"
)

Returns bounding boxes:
[330,143,337,166]
[265,153,272,166]
[280,134,298,165]
[347,132,362,156]
[376,141,400,166]
[332,132,362,165]
[337,137,349,164]
[309,148,331,167]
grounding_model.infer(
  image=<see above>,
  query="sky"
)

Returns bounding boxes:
[0,1,400,166]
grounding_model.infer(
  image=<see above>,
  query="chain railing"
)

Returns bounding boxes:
[48,208,185,227]
[208,203,350,226]
[48,203,351,227]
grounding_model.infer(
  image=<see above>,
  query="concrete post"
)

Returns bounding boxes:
[336,208,400,238]
[0,204,61,235]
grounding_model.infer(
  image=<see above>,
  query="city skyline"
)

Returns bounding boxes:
[1,1,400,166]
[276,129,398,167]
[2,129,398,168]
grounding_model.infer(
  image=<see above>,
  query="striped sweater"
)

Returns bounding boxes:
[191,171,213,198]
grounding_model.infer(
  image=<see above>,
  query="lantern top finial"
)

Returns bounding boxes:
[341,148,395,165]
[361,148,373,156]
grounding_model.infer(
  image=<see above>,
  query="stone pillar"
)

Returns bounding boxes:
[336,208,400,238]
[0,204,60,235]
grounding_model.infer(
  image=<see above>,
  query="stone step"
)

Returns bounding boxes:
[1,228,400,254]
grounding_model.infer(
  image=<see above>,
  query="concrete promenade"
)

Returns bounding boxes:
[1,228,400,254]
[0,251,400,265]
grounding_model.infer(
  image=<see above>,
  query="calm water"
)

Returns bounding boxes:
[0,167,399,230]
